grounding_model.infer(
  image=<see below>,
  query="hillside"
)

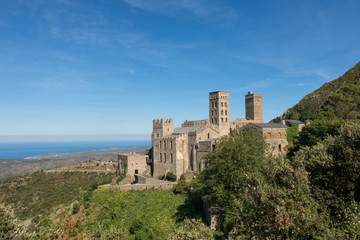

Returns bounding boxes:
[274,61,360,122]
[0,170,115,220]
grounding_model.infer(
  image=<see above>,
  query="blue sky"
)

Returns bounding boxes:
[0,0,359,141]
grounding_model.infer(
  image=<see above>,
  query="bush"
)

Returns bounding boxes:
[165,172,177,182]
[89,182,99,191]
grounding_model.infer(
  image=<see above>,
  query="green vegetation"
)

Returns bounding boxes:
[116,162,127,184]
[165,172,177,182]
[274,61,360,122]
[196,127,322,239]
[287,119,344,157]
[294,122,360,222]
[0,171,115,220]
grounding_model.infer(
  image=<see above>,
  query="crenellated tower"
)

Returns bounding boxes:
[151,118,174,145]
[209,91,230,135]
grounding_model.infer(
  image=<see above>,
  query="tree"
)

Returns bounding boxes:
[197,128,323,239]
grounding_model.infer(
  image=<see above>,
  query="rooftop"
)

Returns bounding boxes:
[172,126,202,134]
[251,123,288,129]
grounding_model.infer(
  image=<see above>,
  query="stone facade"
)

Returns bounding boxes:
[151,91,288,180]
[118,154,148,181]
[245,91,263,122]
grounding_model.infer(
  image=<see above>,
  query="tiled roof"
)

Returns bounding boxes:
[173,126,202,134]
[251,123,288,129]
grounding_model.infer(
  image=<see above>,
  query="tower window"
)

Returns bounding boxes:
[215,102,218,108]
[215,110,217,115]
[225,110,227,115]
[225,118,227,122]
[160,153,162,162]
[267,133,271,139]
[211,118,214,123]
[164,141,166,149]
[211,110,213,115]
[170,141,173,149]
[215,118,217,123]
[212,102,214,108]
[208,133,210,138]
[160,141,162,149]
[164,153,166,163]
[171,153,173,163]
[225,102,227,107]
[221,102,223,107]
[221,118,223,122]
[221,110,223,115]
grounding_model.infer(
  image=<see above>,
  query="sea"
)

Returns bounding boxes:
[0,140,150,160]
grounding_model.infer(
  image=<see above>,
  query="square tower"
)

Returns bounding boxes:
[209,91,230,135]
[245,91,263,122]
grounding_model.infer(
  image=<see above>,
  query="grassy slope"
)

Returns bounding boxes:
[0,171,115,220]
[86,189,187,239]
[274,61,360,122]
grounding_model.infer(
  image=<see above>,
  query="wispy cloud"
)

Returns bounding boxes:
[123,0,237,24]
[28,78,91,90]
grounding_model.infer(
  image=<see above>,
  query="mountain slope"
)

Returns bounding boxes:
[274,62,360,122]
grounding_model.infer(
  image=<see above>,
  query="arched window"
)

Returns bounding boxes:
[160,153,162,162]
[221,110,223,115]
[225,110,227,115]
[211,110,213,115]
[267,133,271,139]
[171,153,173,163]
[208,133,210,138]
[215,102,218,108]
[278,144,282,151]
[164,153,166,162]
[211,118,214,123]
[159,141,162,149]
[225,118,227,122]
[164,141,166,149]
[221,118,224,122]
[170,141,173,149]
[225,102,227,107]
[221,102,223,107]
[212,102,214,108]
[278,133,281,139]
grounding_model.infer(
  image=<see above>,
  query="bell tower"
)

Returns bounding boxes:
[209,91,230,135]
[245,91,263,122]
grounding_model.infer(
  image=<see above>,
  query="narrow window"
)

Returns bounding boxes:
[212,102,214,108]
[159,141,162,149]
[215,110,217,115]
[164,153,166,163]
[221,102,223,107]
[212,144,216,150]
[171,153,173,163]
[160,153,162,162]
[215,118,217,123]
[267,133,271,139]
[170,141,173,149]
[221,118,224,122]
[164,141,166,149]
[225,118,227,122]
[279,144,282,151]
[215,102,218,108]
[225,110,227,115]
[225,102,227,107]
[221,110,223,115]
[278,133,281,139]
[211,110,213,116]
[208,133,210,138]
[211,118,214,123]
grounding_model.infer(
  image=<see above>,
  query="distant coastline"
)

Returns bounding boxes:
[0,140,150,160]
[0,145,149,179]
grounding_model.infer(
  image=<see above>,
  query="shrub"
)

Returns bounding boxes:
[165,172,177,182]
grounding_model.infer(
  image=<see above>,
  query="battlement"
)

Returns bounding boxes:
[153,118,173,125]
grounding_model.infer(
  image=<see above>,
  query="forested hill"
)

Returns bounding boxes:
[273,61,360,122]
